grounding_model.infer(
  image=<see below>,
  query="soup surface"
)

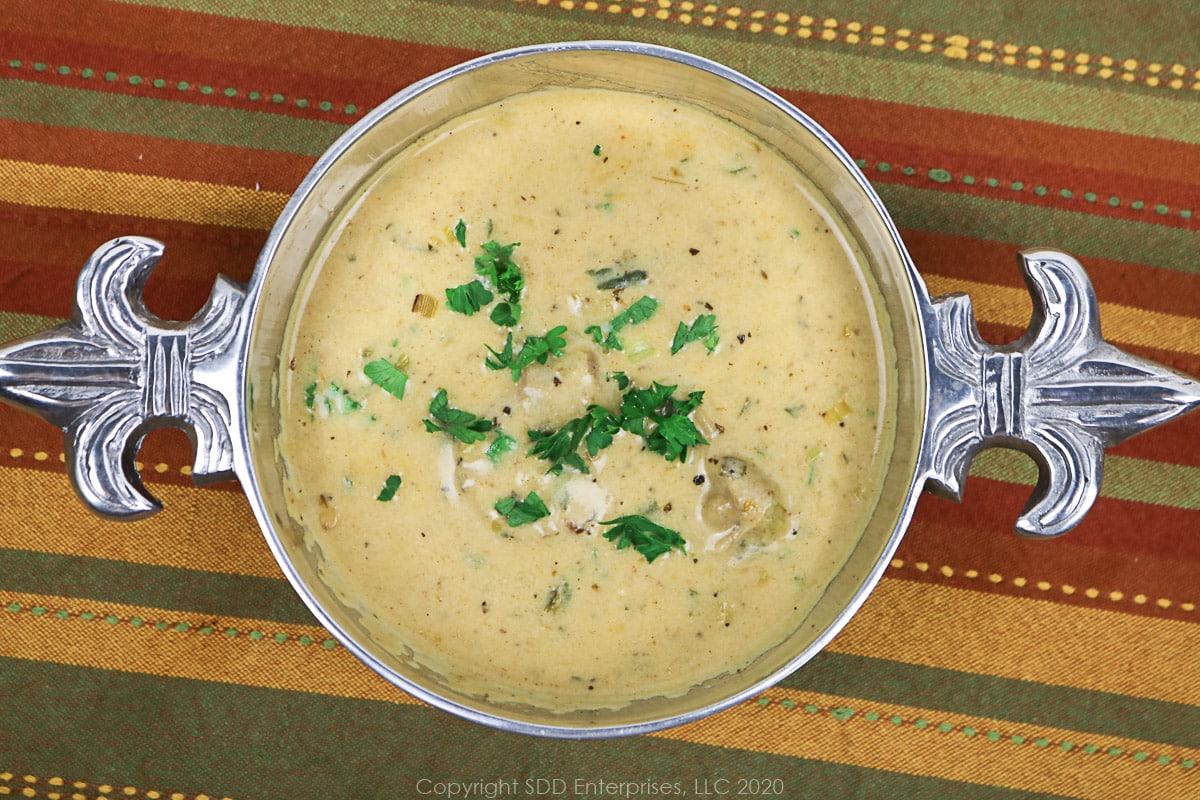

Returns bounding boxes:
[279,87,895,711]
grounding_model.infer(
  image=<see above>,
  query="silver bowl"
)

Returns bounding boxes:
[2,41,1197,738]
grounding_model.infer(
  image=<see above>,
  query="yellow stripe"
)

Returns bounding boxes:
[531,1,1198,93]
[832,579,1200,707]
[4,589,1197,799]
[660,687,1200,800]
[2,465,279,578]
[0,158,289,229]
[924,273,1200,357]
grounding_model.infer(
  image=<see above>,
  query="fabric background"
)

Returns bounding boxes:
[1,2,1198,798]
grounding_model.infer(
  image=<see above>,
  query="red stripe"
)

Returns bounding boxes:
[901,483,1200,623]
[780,88,1200,192]
[5,2,481,121]
[0,204,265,319]
[904,230,1200,320]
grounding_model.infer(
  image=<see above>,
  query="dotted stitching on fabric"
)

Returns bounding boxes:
[853,158,1196,223]
[0,771,234,800]
[6,448,193,476]
[527,0,1200,92]
[752,695,1199,771]
[1,599,339,651]
[889,558,1198,614]
[2,58,361,117]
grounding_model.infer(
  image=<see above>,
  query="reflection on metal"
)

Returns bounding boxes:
[0,237,245,519]
[925,248,1200,537]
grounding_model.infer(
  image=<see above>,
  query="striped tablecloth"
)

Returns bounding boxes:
[2,2,1198,798]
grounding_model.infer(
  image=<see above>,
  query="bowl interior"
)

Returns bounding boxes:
[241,43,928,736]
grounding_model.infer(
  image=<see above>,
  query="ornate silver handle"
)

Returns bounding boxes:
[924,248,1200,537]
[0,237,247,520]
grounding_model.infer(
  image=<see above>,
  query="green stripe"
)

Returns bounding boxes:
[113,0,1200,144]
[0,548,315,626]
[970,448,1200,512]
[878,183,1199,276]
[787,650,1200,749]
[0,78,343,157]
[0,658,1072,800]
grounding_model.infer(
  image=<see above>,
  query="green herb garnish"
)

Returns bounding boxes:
[593,144,602,156]
[485,430,517,463]
[303,381,317,410]
[613,373,706,462]
[527,405,621,475]
[485,325,568,381]
[312,382,361,414]
[670,313,720,354]
[587,266,648,291]
[494,491,550,526]
[376,474,402,501]
[600,515,687,563]
[445,280,494,316]
[363,358,409,399]
[454,218,467,248]
[585,296,658,351]
[422,389,494,444]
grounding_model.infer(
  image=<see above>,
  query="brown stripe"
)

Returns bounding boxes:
[664,688,1200,800]
[0,118,315,191]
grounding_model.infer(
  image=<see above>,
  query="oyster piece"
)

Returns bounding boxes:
[699,455,790,553]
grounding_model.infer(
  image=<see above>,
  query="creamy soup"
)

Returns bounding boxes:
[279,87,895,711]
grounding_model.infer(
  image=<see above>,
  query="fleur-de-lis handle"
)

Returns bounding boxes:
[925,248,1200,537]
[0,237,246,520]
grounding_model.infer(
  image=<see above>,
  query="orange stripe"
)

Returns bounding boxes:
[0,465,279,579]
[832,579,1200,706]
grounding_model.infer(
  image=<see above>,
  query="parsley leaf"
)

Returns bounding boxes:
[376,474,402,501]
[489,301,521,327]
[600,515,687,562]
[422,388,494,444]
[616,379,707,462]
[445,280,494,316]
[485,325,568,381]
[670,313,720,355]
[527,404,620,475]
[485,430,517,463]
[363,358,409,399]
[494,491,550,526]
[585,296,658,352]
[454,218,467,248]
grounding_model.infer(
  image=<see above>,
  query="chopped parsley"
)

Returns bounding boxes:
[670,313,719,355]
[306,382,361,415]
[584,295,658,351]
[454,218,467,248]
[376,474,403,501]
[494,491,550,526]
[485,325,568,381]
[613,373,707,462]
[593,144,602,156]
[422,388,494,444]
[600,515,687,563]
[528,405,621,475]
[444,239,524,324]
[363,358,409,399]
[485,430,517,463]
[444,280,493,316]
